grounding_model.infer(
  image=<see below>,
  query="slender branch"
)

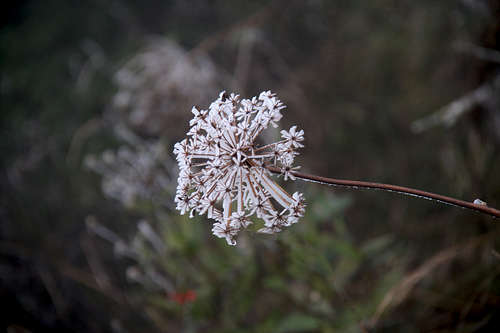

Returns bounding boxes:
[265,166,500,218]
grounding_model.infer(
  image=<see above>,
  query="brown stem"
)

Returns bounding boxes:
[265,166,500,218]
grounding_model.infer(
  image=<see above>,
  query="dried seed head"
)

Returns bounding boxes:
[174,91,306,245]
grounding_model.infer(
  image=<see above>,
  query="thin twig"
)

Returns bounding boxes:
[265,166,500,218]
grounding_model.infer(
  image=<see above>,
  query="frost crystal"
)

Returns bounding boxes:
[174,91,306,245]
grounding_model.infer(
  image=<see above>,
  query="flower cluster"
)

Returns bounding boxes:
[85,136,174,208]
[112,38,219,136]
[174,91,306,245]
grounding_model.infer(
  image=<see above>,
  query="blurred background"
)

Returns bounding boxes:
[1,0,500,332]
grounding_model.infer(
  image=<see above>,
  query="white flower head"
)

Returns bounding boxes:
[174,91,306,245]
[86,140,174,207]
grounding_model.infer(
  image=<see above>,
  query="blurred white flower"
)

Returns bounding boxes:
[85,134,174,207]
[174,91,306,245]
[112,38,220,135]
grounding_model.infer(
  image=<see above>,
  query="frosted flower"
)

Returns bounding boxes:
[174,91,306,245]
[281,125,305,148]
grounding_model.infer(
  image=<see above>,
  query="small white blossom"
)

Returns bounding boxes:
[281,125,305,148]
[230,211,252,229]
[174,91,306,245]
[212,222,239,246]
[289,192,306,218]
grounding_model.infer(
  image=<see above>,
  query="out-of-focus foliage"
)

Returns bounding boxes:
[1,0,500,332]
